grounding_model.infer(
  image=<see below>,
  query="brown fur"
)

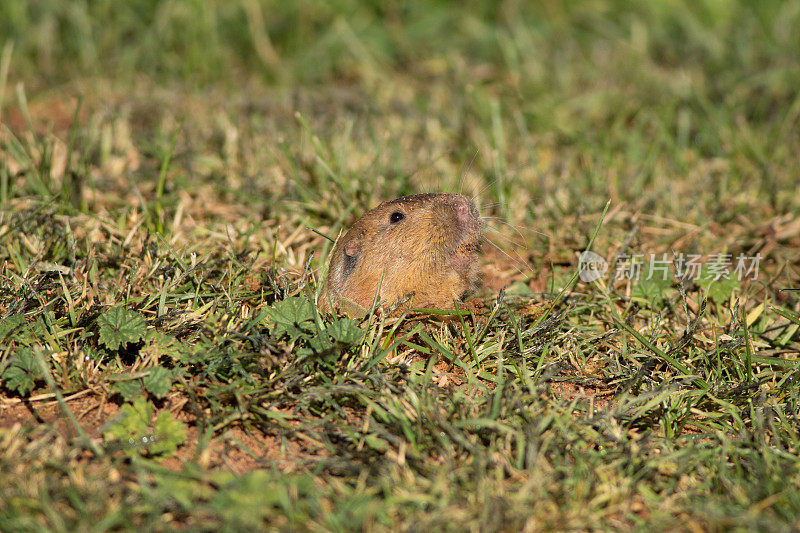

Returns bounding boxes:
[320,193,482,316]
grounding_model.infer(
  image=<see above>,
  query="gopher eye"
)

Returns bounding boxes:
[389,211,405,223]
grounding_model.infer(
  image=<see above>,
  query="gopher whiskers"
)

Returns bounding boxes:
[481,216,525,240]
[458,148,480,196]
[482,237,533,280]
[481,217,552,240]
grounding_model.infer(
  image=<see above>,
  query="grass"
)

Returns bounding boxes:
[1,0,800,530]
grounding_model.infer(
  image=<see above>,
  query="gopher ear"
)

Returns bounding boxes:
[341,237,361,279]
[344,237,361,257]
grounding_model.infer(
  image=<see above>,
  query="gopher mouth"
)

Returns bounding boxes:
[448,237,482,274]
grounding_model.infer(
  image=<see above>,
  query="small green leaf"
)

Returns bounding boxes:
[327,318,363,345]
[307,333,332,353]
[268,295,315,323]
[144,331,189,362]
[112,380,143,402]
[1,348,42,396]
[105,397,153,446]
[633,277,673,306]
[104,397,186,458]
[0,314,26,342]
[264,296,315,340]
[697,265,740,303]
[143,366,173,398]
[97,307,147,350]
[149,410,187,455]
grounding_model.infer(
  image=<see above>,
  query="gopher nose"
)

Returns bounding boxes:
[453,195,476,225]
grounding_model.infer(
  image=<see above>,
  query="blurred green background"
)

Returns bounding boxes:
[3,0,799,133]
[3,0,799,215]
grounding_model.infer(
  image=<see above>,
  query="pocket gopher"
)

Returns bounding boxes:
[320,193,482,317]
